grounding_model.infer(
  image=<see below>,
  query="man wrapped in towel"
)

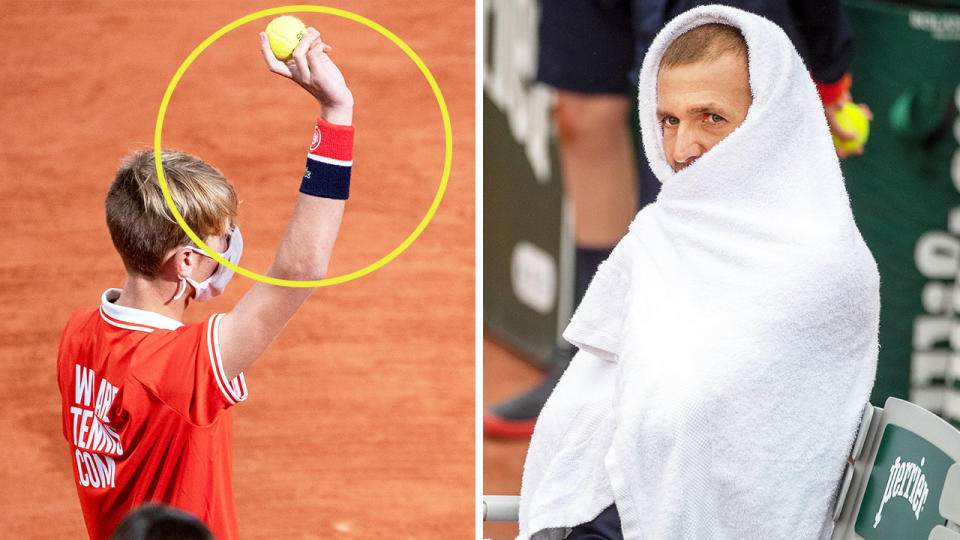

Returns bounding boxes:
[517,5,880,540]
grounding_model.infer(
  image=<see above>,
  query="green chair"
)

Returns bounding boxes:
[832,397,960,540]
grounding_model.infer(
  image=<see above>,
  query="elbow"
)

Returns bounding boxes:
[271,255,330,282]
[297,256,330,281]
[309,261,329,281]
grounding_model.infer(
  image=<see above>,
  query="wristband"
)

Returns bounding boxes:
[815,73,852,105]
[300,118,354,200]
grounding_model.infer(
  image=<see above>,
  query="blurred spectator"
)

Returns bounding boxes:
[110,504,214,540]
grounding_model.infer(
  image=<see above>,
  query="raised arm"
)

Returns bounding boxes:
[217,28,353,380]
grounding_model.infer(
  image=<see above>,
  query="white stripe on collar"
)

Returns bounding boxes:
[100,289,183,331]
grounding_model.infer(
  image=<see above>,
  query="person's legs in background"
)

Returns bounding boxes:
[484,0,639,438]
[556,91,638,301]
[483,92,638,437]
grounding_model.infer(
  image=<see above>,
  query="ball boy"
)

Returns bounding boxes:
[58,28,351,539]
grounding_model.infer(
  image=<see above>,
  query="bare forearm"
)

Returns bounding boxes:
[266,100,353,281]
[268,194,345,281]
[219,194,345,380]
[218,29,356,380]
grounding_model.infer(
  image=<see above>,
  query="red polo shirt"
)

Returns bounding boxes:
[57,289,248,539]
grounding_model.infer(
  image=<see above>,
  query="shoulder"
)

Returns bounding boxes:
[63,306,101,332]
[123,314,216,365]
[58,306,105,356]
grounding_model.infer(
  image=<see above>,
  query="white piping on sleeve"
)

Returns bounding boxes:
[207,314,248,405]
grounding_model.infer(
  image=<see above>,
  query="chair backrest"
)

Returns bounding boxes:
[832,397,960,540]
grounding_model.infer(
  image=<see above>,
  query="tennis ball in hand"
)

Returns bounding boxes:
[266,16,307,61]
[832,102,870,152]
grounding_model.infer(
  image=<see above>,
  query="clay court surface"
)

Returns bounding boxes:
[0,1,473,537]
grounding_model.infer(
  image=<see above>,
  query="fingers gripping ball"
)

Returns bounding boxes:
[266,16,307,61]
[832,102,870,153]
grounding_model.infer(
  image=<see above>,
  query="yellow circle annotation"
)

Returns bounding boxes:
[154,5,452,287]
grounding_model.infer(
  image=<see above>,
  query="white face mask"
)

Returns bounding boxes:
[173,226,243,302]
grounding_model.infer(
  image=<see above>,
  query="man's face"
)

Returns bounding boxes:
[657,51,752,172]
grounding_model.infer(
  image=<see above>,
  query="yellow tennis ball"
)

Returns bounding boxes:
[266,16,307,61]
[832,102,870,152]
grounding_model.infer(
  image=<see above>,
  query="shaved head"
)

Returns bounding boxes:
[660,23,748,70]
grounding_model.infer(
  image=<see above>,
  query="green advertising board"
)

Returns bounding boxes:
[842,1,960,423]
[483,0,573,361]
[854,424,954,538]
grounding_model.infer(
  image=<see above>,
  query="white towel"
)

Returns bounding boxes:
[518,5,880,540]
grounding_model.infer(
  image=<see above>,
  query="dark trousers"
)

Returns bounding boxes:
[567,504,623,540]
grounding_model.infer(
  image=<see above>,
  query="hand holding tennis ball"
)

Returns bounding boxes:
[265,16,308,61]
[826,100,873,158]
[259,23,353,125]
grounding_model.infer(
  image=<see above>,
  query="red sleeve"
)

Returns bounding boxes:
[128,313,247,425]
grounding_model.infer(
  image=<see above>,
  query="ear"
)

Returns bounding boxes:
[162,247,198,280]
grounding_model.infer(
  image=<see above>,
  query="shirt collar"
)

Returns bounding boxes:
[100,288,183,332]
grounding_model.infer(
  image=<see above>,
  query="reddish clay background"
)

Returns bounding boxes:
[0,1,474,538]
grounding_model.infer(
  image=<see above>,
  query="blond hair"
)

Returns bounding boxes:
[661,23,747,69]
[105,150,237,278]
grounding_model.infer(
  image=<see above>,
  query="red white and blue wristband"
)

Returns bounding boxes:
[301,118,354,200]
